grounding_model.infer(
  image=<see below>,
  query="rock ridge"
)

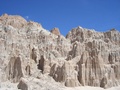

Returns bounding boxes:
[0,14,120,89]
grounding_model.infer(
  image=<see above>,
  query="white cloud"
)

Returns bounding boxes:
[26,16,29,19]
[25,16,29,20]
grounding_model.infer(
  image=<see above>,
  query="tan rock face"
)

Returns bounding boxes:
[50,27,60,36]
[0,14,120,89]
[6,57,23,83]
[66,27,120,88]
[0,13,27,29]
[17,78,28,90]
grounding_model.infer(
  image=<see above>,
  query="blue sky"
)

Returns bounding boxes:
[0,0,120,36]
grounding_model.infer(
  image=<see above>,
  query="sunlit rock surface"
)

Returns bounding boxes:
[0,14,120,90]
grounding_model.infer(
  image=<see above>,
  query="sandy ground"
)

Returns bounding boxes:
[64,86,120,90]
[0,81,120,90]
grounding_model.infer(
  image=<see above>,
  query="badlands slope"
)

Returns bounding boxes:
[0,14,120,90]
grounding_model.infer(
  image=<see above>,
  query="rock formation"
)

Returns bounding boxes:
[50,27,60,36]
[6,56,23,83]
[0,14,120,90]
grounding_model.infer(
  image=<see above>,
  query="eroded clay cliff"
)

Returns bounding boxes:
[0,14,120,89]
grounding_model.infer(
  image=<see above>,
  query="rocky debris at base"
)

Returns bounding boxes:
[0,81,19,90]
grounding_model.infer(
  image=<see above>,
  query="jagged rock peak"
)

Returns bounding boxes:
[0,14,43,30]
[2,13,9,17]
[0,13,27,29]
[50,27,61,36]
[27,21,42,27]
[109,28,119,32]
